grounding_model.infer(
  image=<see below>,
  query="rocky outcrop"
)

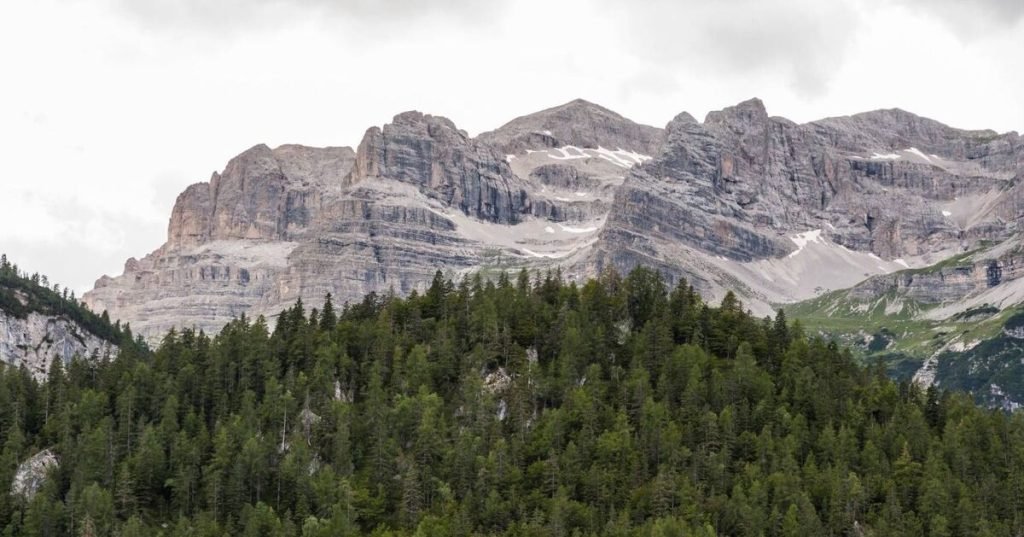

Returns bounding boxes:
[593,98,1023,300]
[168,145,355,250]
[0,310,116,380]
[832,236,1024,321]
[86,98,1024,339]
[88,102,657,339]
[349,112,531,224]
[848,247,1023,306]
[10,449,58,501]
[1004,326,1024,339]
[86,240,299,338]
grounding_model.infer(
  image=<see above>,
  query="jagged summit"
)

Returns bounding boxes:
[704,97,768,125]
[477,98,664,156]
[350,109,529,224]
[387,110,464,134]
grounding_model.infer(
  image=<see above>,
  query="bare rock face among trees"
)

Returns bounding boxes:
[84,98,1024,341]
[10,449,58,501]
[0,310,116,380]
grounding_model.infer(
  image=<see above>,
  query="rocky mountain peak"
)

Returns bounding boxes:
[167,182,214,249]
[810,107,1020,160]
[703,97,769,132]
[666,111,698,129]
[545,98,625,119]
[270,144,356,187]
[350,110,529,224]
[387,110,465,137]
[477,98,664,156]
[166,143,357,251]
[221,143,278,175]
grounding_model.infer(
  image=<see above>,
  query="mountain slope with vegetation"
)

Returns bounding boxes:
[786,236,1024,408]
[0,254,133,378]
[4,268,1024,536]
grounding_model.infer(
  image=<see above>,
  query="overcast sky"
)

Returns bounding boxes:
[1,0,1022,293]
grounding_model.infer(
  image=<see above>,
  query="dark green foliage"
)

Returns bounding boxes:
[936,335,1024,409]
[867,328,895,353]
[951,305,1000,322]
[1004,311,1024,332]
[2,266,1024,536]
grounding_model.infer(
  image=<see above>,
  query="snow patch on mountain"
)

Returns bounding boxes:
[788,229,824,258]
[904,147,932,162]
[708,229,927,308]
[537,146,652,169]
[870,152,901,160]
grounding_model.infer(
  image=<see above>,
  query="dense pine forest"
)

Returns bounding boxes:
[3,267,1024,536]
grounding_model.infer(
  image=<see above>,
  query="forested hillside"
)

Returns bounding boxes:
[0,254,137,379]
[0,254,129,345]
[3,268,1024,536]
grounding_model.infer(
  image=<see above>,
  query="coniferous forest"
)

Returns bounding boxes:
[3,267,1024,536]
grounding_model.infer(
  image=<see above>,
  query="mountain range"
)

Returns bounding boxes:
[78,97,1024,403]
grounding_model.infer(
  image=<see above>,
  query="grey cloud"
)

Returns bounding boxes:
[3,195,164,294]
[890,0,1024,38]
[3,226,162,296]
[604,0,862,97]
[103,0,502,34]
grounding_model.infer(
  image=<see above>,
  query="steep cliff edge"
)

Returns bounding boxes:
[86,101,658,339]
[86,98,1024,348]
[1,258,120,379]
[593,98,1023,312]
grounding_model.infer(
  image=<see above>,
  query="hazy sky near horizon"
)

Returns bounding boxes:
[1,0,1022,293]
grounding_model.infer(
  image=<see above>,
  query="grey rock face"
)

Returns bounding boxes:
[595,98,1024,299]
[10,449,58,501]
[87,241,298,339]
[86,97,1024,339]
[0,309,117,380]
[86,100,661,340]
[168,145,355,249]
[349,111,531,225]
[90,144,362,338]
[841,237,1024,315]
[529,164,601,191]
[852,251,1023,305]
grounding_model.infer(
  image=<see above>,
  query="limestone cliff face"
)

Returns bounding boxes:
[349,111,531,224]
[866,255,1021,305]
[87,102,656,339]
[0,310,117,380]
[86,98,1024,339]
[844,237,1024,310]
[594,98,1023,300]
[168,145,355,250]
[90,144,358,338]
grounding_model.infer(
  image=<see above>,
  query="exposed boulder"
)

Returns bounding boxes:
[10,449,58,501]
